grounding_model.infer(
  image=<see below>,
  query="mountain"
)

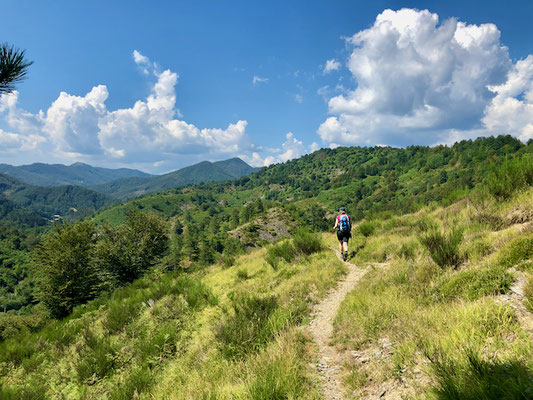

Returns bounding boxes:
[91,157,258,199]
[1,135,533,397]
[0,173,115,221]
[0,162,151,187]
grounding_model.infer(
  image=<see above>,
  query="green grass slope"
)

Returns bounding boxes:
[0,162,151,187]
[0,234,343,399]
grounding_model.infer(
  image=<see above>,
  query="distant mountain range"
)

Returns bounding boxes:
[0,162,151,187]
[90,158,259,199]
[0,158,259,223]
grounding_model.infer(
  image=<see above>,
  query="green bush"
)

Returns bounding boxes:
[0,313,48,341]
[485,156,533,200]
[497,234,533,268]
[265,241,296,269]
[216,293,278,360]
[0,379,47,400]
[292,229,323,255]
[420,228,463,268]
[358,220,376,237]
[433,266,513,302]
[220,254,235,268]
[76,329,116,382]
[397,242,418,260]
[109,365,154,400]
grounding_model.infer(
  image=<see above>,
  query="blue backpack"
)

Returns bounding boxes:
[339,215,351,232]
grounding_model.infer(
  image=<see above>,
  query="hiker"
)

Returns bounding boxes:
[333,207,351,261]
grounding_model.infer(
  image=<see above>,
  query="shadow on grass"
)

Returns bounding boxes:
[427,348,532,400]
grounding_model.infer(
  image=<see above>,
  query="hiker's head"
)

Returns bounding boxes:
[339,207,346,214]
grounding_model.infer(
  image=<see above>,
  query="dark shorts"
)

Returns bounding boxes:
[337,230,351,242]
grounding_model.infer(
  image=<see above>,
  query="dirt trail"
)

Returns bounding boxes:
[307,252,369,400]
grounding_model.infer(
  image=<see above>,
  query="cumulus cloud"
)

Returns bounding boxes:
[324,58,341,73]
[294,94,304,103]
[318,8,514,147]
[0,51,254,170]
[252,75,268,85]
[241,132,318,167]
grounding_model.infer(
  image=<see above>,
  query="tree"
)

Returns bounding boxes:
[32,221,99,318]
[95,210,169,285]
[0,43,33,94]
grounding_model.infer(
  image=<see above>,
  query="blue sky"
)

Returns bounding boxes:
[2,1,533,173]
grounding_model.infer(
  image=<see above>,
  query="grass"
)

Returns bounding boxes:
[0,233,345,399]
[333,198,533,398]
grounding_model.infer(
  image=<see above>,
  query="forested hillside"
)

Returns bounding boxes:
[0,173,114,220]
[0,162,151,187]
[91,157,258,200]
[0,135,532,398]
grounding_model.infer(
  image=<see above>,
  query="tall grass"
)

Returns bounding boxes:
[216,292,279,360]
[485,156,533,200]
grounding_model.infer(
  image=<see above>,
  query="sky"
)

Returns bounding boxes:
[2,0,533,174]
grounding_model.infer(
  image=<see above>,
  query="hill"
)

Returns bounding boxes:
[1,135,532,398]
[91,157,258,200]
[0,173,114,221]
[0,162,151,187]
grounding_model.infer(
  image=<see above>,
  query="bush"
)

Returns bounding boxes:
[292,229,323,255]
[358,220,376,237]
[265,241,296,269]
[216,293,278,360]
[220,254,235,269]
[0,313,48,341]
[76,329,116,382]
[433,266,513,301]
[485,156,533,200]
[109,365,154,400]
[497,234,533,268]
[419,228,463,268]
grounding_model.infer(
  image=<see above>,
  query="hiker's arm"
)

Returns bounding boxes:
[333,218,338,231]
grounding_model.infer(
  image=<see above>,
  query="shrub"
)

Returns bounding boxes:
[433,266,513,301]
[0,313,48,341]
[497,234,533,268]
[220,254,235,268]
[358,220,376,237]
[292,229,323,255]
[265,241,296,269]
[485,156,533,200]
[419,228,463,268]
[236,269,250,281]
[216,293,278,360]
[397,241,418,260]
[76,330,116,382]
[109,365,154,400]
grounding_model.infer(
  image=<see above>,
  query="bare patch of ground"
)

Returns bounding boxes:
[498,269,533,335]
[306,252,368,400]
[228,207,293,245]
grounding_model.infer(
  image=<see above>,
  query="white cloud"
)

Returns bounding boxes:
[324,58,341,73]
[318,8,513,147]
[0,51,252,171]
[241,132,318,167]
[252,75,268,85]
[483,55,533,142]
[294,94,303,103]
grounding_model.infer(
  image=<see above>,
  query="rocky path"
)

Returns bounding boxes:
[307,252,368,400]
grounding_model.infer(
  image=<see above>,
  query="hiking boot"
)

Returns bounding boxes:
[342,252,347,261]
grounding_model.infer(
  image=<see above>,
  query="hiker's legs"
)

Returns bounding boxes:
[343,241,349,254]
[338,240,343,254]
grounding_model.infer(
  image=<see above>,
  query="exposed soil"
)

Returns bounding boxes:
[307,251,368,400]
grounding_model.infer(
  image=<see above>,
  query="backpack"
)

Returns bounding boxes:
[339,215,351,232]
